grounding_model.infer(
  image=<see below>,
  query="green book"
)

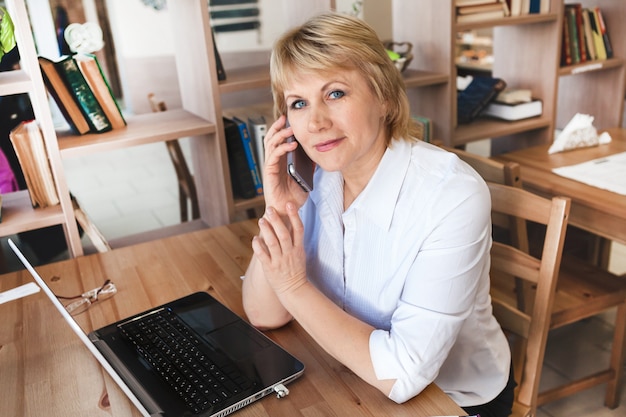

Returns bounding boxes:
[55,55,112,133]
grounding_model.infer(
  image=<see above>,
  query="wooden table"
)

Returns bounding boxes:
[0,220,465,417]
[498,127,626,248]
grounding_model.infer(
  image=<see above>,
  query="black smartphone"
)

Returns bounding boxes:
[286,120,314,192]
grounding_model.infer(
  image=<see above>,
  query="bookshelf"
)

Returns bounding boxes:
[392,0,562,152]
[392,0,625,154]
[3,0,234,256]
[557,0,626,131]
[1,0,82,256]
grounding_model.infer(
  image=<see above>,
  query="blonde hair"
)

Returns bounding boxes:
[270,12,419,144]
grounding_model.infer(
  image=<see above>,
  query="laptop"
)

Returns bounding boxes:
[8,239,305,417]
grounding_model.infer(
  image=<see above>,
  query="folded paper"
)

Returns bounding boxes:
[548,113,611,154]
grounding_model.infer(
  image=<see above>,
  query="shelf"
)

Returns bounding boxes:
[403,69,449,88]
[57,109,215,158]
[456,12,559,31]
[218,65,271,94]
[453,115,552,146]
[558,57,626,76]
[0,70,32,96]
[0,190,65,235]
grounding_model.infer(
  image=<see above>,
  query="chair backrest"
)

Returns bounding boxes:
[487,182,570,416]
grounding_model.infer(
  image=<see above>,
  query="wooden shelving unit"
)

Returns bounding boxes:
[1,0,82,255]
[391,0,625,154]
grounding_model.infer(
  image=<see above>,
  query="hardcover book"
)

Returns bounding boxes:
[223,117,257,199]
[482,99,542,121]
[9,120,59,208]
[232,116,263,196]
[74,54,126,129]
[55,55,112,133]
[457,76,507,124]
[38,56,91,134]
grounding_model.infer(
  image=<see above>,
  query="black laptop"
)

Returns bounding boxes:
[8,239,305,417]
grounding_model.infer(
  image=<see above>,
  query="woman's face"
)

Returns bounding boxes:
[283,68,388,181]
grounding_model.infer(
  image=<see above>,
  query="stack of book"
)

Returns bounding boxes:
[560,5,613,67]
[481,87,542,121]
[223,115,267,200]
[38,54,126,135]
[9,120,59,208]
[455,0,509,23]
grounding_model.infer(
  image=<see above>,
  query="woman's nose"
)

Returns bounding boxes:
[307,105,331,132]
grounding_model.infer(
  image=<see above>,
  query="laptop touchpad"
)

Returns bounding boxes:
[206,322,271,361]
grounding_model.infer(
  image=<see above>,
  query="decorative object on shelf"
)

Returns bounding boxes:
[383,41,413,72]
[63,22,104,54]
[548,113,611,154]
[0,7,16,63]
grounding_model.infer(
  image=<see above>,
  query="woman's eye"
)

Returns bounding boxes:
[290,100,306,110]
[329,90,345,100]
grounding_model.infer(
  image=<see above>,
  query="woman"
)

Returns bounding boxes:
[241,12,514,417]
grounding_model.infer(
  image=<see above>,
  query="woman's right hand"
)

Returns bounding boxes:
[261,115,310,216]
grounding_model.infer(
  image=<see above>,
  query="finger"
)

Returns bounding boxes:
[286,202,304,245]
[257,216,282,257]
[265,207,292,246]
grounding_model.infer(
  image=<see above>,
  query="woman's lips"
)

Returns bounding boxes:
[314,138,344,152]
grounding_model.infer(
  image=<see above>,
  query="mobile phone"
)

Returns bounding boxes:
[286,121,314,192]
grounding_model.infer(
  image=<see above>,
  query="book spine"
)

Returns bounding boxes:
[589,9,607,60]
[38,57,91,135]
[233,117,263,196]
[55,56,112,133]
[247,116,267,181]
[566,6,580,64]
[595,7,613,59]
[574,5,587,62]
[581,9,597,61]
[561,9,572,66]
[223,118,256,199]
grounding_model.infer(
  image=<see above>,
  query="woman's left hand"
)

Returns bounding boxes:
[252,202,307,296]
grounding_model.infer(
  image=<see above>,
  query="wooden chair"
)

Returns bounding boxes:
[487,182,570,417]
[147,93,200,222]
[450,147,626,412]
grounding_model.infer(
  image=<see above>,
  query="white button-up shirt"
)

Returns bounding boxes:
[300,139,510,406]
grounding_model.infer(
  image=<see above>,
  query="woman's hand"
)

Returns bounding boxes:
[252,202,307,296]
[262,115,310,216]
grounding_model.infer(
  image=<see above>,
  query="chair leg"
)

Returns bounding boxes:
[605,303,626,408]
[179,184,188,223]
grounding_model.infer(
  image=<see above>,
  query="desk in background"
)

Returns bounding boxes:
[498,127,626,250]
[0,220,464,417]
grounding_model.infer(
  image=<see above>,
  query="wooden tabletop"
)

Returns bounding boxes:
[0,220,465,417]
[498,127,626,246]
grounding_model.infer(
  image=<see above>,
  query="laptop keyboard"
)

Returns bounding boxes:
[119,309,253,414]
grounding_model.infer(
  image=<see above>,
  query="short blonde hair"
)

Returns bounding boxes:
[270,12,419,144]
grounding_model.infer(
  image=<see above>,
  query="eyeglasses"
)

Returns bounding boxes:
[56,279,117,315]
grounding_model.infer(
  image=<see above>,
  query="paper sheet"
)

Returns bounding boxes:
[552,151,626,196]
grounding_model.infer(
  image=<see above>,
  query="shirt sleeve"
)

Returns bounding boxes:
[369,175,492,404]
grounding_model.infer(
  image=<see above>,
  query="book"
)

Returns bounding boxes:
[412,115,432,143]
[573,4,587,62]
[232,116,263,196]
[528,0,540,14]
[560,7,572,66]
[456,9,505,23]
[38,56,91,134]
[455,0,498,6]
[223,117,257,199]
[40,55,112,133]
[247,115,267,181]
[457,2,505,15]
[589,8,607,60]
[212,30,226,81]
[74,54,126,129]
[581,8,597,61]
[595,7,613,59]
[495,88,532,104]
[457,76,507,124]
[55,55,112,133]
[565,6,581,64]
[9,120,59,208]
[481,99,542,121]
